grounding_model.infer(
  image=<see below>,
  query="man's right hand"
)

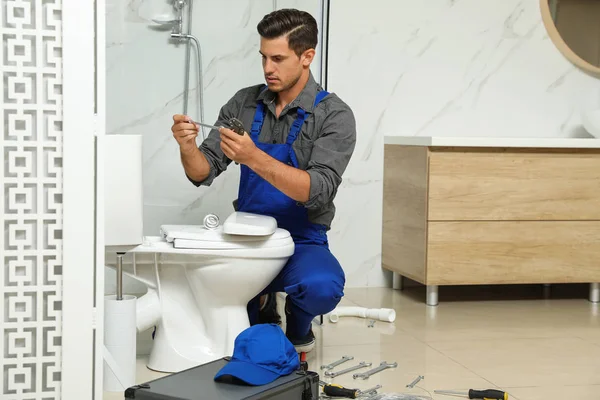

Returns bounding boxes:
[172,114,199,151]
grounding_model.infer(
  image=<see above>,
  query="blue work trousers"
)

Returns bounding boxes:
[248,243,345,339]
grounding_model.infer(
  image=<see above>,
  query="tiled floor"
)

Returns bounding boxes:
[104,284,600,399]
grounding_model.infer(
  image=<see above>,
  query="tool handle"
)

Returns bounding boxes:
[323,384,359,398]
[469,389,507,399]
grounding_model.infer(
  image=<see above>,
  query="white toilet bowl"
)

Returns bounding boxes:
[113,212,294,373]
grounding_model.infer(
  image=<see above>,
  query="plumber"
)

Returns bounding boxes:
[171,8,356,353]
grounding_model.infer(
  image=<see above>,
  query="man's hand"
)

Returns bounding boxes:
[219,126,311,203]
[172,114,199,151]
[172,114,211,183]
[219,127,259,165]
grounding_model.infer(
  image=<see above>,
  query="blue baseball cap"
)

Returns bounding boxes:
[214,323,300,386]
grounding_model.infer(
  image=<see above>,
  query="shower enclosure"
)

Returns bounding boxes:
[152,0,207,139]
[150,0,330,141]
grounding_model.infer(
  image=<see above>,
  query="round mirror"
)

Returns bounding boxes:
[540,0,600,76]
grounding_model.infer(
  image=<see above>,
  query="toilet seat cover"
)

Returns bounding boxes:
[160,225,291,250]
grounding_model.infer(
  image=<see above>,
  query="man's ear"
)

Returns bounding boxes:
[301,49,315,67]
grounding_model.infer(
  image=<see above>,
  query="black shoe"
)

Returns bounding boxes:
[258,293,281,325]
[287,328,316,353]
[284,296,316,353]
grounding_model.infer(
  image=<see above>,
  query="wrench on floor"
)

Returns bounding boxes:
[353,361,398,380]
[320,355,354,370]
[324,361,372,378]
[358,384,382,396]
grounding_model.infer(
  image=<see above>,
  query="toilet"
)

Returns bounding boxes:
[116,211,294,373]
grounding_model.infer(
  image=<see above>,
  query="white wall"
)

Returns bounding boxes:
[327,0,600,288]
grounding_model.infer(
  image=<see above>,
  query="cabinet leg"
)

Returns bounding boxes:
[426,285,439,306]
[392,273,404,290]
[543,284,551,299]
[590,283,600,303]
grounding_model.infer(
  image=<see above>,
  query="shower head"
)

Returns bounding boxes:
[151,13,178,25]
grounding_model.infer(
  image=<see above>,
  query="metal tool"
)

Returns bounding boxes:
[368,320,376,328]
[318,382,381,399]
[324,362,371,378]
[353,361,397,380]
[321,356,354,370]
[434,389,508,400]
[320,383,360,398]
[358,384,382,396]
[406,375,424,388]
[190,117,246,135]
[116,252,125,300]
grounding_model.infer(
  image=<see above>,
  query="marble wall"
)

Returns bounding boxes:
[326,0,600,288]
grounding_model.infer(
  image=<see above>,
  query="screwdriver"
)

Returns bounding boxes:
[319,381,360,398]
[434,389,508,400]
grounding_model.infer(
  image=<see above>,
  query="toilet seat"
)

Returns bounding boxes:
[160,212,292,251]
[161,225,292,250]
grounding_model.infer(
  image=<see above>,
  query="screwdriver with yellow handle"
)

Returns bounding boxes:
[434,389,508,400]
[319,381,360,398]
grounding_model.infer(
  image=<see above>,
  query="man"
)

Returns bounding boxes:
[171,9,356,352]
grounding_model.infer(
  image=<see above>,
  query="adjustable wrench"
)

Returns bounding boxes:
[189,117,246,165]
[320,355,354,370]
[324,361,372,378]
[353,361,397,380]
[190,117,246,135]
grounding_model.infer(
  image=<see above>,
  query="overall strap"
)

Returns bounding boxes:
[286,90,330,145]
[250,85,269,141]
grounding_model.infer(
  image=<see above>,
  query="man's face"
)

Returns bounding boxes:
[260,36,312,92]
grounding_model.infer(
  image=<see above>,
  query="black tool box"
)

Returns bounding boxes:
[124,357,320,400]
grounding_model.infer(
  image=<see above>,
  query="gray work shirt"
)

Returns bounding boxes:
[189,73,356,230]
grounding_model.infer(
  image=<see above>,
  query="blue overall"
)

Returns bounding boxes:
[239,87,345,340]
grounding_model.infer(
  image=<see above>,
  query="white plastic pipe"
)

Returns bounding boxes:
[136,288,161,332]
[329,306,396,323]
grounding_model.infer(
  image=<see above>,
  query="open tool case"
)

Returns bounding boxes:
[124,356,320,400]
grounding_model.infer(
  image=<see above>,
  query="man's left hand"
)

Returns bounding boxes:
[219,127,259,165]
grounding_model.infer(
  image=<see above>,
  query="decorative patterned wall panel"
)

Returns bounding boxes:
[1,0,63,398]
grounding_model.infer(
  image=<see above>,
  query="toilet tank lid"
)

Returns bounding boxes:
[222,212,277,236]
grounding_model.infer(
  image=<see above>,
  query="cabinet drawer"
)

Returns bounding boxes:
[426,221,600,285]
[427,149,600,220]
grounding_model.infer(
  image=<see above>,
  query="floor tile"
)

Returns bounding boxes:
[506,384,600,400]
[342,286,599,343]
[428,337,600,387]
[103,357,167,400]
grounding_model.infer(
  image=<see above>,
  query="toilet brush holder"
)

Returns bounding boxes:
[103,294,137,392]
[104,252,137,392]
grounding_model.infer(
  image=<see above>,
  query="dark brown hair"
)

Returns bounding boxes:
[257,9,318,57]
